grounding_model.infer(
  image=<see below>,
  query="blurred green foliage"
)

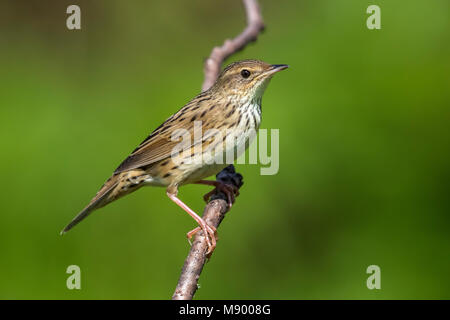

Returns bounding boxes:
[0,0,449,299]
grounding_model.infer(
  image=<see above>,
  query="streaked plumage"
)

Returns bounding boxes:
[62,59,288,254]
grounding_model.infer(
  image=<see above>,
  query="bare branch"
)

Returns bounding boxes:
[172,0,264,300]
[172,166,243,300]
[201,0,265,92]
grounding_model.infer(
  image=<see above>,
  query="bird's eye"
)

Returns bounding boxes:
[240,69,251,78]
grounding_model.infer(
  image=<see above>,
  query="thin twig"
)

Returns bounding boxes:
[172,0,265,300]
[172,166,243,300]
[201,0,265,92]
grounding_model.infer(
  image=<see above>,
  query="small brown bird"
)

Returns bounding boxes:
[61,59,288,254]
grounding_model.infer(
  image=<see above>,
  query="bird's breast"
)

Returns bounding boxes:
[164,100,262,186]
[221,100,261,162]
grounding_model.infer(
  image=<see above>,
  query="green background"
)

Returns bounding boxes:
[0,0,449,299]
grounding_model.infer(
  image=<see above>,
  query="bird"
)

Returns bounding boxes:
[61,59,288,254]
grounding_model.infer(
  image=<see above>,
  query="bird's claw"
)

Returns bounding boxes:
[203,182,239,207]
[186,224,218,257]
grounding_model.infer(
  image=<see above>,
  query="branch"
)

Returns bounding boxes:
[172,166,243,300]
[172,0,264,300]
[201,0,265,92]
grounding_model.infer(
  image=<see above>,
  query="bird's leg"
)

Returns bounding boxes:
[166,190,217,255]
[187,179,239,242]
[195,180,240,207]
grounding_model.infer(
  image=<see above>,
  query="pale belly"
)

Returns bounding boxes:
[179,114,260,185]
[144,100,261,187]
[181,162,229,185]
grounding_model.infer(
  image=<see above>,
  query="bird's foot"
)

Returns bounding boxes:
[202,182,240,207]
[187,223,217,256]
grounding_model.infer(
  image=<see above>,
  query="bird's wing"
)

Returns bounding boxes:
[114,95,220,174]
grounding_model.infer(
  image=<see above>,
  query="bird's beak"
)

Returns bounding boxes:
[264,64,289,76]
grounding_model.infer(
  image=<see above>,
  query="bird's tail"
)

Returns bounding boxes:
[60,174,120,234]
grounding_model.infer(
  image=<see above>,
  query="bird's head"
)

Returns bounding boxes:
[211,59,288,101]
